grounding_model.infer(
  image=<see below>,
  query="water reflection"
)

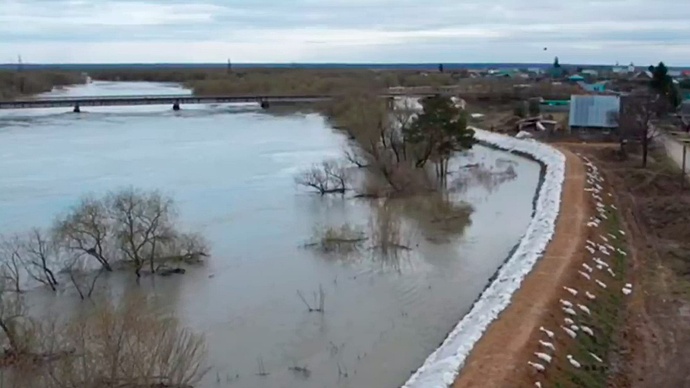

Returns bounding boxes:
[450,156,518,195]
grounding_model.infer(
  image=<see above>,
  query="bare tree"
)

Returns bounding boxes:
[0,278,31,356]
[154,232,210,273]
[42,293,208,388]
[20,229,59,292]
[108,188,176,278]
[295,160,349,195]
[344,148,368,168]
[62,255,104,300]
[0,236,24,293]
[53,197,115,272]
[620,92,664,167]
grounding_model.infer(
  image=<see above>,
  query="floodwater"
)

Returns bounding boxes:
[0,82,541,388]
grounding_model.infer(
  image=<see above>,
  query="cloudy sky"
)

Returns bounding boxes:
[0,0,688,65]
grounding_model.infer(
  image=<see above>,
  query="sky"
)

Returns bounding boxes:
[0,0,688,65]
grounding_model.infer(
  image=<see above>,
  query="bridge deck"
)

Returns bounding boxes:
[0,93,438,109]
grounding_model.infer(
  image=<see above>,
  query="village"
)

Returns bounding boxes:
[396,59,690,148]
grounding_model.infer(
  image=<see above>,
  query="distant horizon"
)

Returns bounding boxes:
[2,62,688,71]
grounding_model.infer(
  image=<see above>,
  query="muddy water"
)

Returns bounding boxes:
[0,82,541,388]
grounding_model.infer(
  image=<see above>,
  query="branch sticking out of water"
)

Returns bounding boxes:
[296,285,325,313]
[256,356,269,376]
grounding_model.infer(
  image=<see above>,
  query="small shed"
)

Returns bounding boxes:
[568,95,620,129]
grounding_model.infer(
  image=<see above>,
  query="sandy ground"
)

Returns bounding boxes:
[453,147,588,388]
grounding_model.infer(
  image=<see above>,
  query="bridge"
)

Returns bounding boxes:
[0,93,440,112]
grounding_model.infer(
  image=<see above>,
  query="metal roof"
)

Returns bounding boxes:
[568,95,620,128]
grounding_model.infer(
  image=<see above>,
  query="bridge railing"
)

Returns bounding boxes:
[32,94,195,101]
[0,91,451,106]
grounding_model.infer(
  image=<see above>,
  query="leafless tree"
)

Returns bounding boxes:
[0,236,24,293]
[620,91,664,167]
[108,188,177,278]
[295,160,349,195]
[0,293,208,388]
[62,255,104,300]
[47,293,207,388]
[154,232,210,272]
[344,148,368,168]
[0,278,31,355]
[20,229,59,292]
[53,197,115,272]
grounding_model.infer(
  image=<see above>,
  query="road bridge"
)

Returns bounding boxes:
[0,93,442,112]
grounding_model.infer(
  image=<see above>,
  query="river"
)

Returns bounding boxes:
[0,81,541,388]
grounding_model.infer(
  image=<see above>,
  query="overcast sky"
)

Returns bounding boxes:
[0,0,688,65]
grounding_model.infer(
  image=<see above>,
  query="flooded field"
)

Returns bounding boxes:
[0,81,541,388]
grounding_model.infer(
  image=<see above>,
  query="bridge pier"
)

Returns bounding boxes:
[172,100,180,111]
[73,103,80,113]
[260,101,270,109]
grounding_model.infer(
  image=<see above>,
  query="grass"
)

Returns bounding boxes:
[552,164,630,388]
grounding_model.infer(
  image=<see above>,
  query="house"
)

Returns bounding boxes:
[668,70,683,78]
[633,70,653,80]
[568,74,585,82]
[577,81,608,93]
[612,64,635,76]
[568,95,620,129]
[581,69,599,78]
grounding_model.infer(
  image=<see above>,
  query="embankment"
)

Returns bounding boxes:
[402,130,566,388]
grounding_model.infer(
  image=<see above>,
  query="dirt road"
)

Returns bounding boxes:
[453,147,587,388]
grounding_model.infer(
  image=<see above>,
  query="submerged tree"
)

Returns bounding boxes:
[19,229,59,291]
[295,160,350,195]
[319,93,476,196]
[0,292,208,388]
[405,95,475,179]
[53,197,115,272]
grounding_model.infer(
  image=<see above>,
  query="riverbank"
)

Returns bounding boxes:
[0,71,85,99]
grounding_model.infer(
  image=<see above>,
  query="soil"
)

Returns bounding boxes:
[453,147,588,388]
[565,144,690,388]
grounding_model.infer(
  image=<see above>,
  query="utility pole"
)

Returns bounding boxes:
[227,58,232,74]
[17,54,25,94]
